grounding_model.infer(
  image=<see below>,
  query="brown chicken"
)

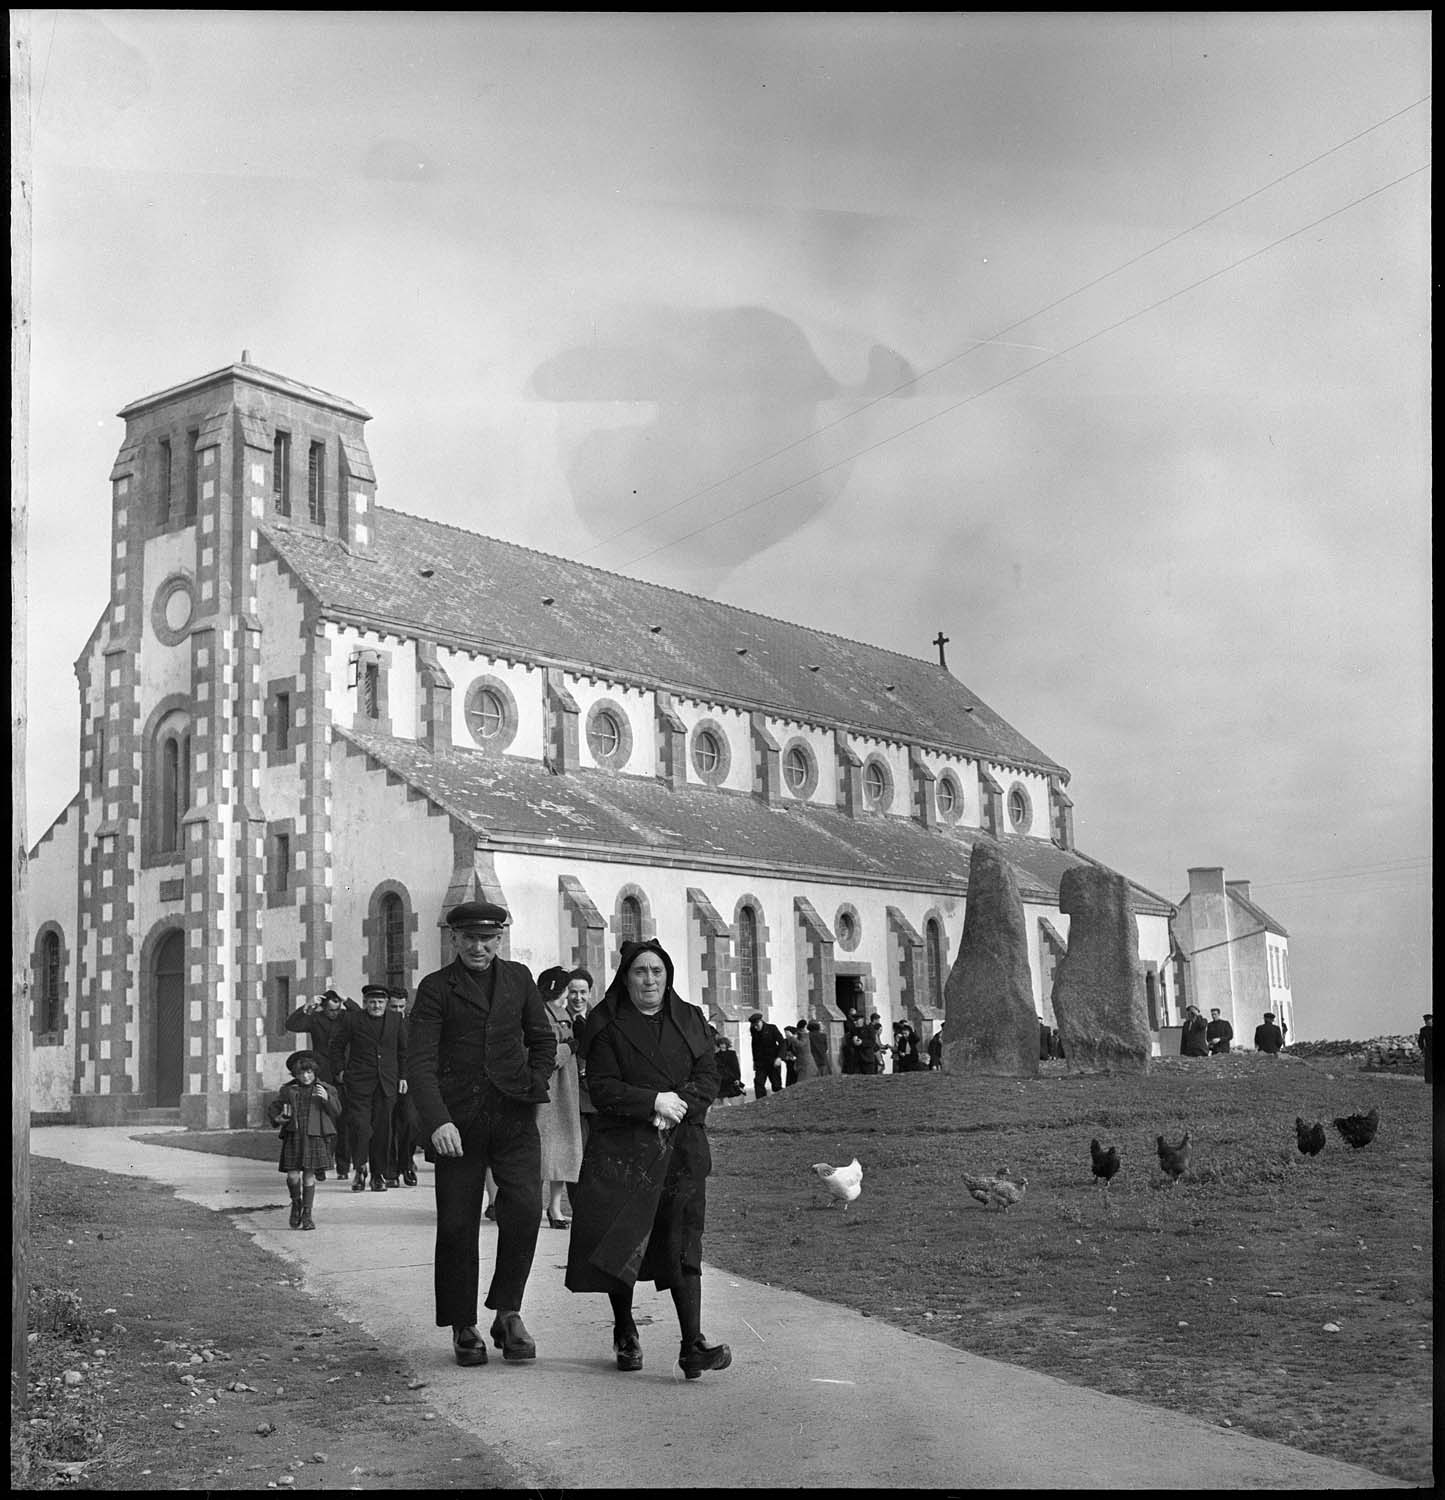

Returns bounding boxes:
[962,1167,1028,1212]
[1155,1131,1191,1183]
[1294,1117,1326,1156]
[1332,1106,1380,1149]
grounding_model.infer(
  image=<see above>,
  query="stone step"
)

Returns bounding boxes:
[125,1107,183,1126]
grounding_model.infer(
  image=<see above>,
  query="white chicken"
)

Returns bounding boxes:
[961,1166,1028,1212]
[812,1156,863,1210]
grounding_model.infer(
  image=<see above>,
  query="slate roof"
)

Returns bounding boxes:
[264,507,1066,775]
[337,726,1170,915]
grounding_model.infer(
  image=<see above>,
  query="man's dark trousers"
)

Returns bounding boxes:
[433,1085,543,1326]
[346,1085,394,1182]
[752,1062,783,1100]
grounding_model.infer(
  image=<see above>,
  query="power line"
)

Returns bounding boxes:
[618,161,1430,569]
[577,94,1430,562]
[1250,856,1431,891]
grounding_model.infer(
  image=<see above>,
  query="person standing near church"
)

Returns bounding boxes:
[285,988,347,1180]
[1205,1008,1234,1055]
[386,985,420,1185]
[747,1011,784,1098]
[330,982,408,1192]
[534,966,585,1229]
[1418,1013,1433,1086]
[406,901,556,1367]
[1253,1012,1285,1055]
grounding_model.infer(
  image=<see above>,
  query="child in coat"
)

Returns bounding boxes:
[267,1050,342,1230]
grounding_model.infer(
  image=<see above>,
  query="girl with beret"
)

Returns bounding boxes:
[564,939,730,1379]
[267,1050,342,1230]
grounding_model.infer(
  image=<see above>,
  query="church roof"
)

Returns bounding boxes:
[264,508,1066,774]
[336,726,1170,914]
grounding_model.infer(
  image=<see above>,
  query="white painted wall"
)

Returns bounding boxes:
[568,676,658,777]
[28,803,82,1110]
[441,647,546,759]
[844,731,911,819]
[921,751,982,828]
[325,623,419,740]
[766,716,838,806]
[671,697,752,794]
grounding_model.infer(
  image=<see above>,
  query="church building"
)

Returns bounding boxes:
[27,357,1177,1127]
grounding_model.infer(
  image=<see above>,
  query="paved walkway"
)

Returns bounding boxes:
[31,1127,1407,1490]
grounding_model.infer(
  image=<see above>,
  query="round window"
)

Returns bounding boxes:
[936,776,956,814]
[589,710,621,759]
[1008,784,1032,832]
[864,760,891,809]
[785,746,809,790]
[469,689,505,739]
[462,677,519,751]
[695,731,720,774]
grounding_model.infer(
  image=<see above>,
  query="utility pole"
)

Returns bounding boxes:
[12,10,33,1459]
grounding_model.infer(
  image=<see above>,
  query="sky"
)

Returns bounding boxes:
[15,11,1431,1042]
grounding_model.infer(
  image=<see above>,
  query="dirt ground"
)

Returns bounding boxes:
[17,1160,523,1492]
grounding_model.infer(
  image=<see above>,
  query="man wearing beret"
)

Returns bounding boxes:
[330,981,409,1192]
[406,901,557,1367]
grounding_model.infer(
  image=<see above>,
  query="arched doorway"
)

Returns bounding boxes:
[153,929,186,1107]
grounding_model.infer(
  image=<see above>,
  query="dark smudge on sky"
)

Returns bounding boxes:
[530,305,914,577]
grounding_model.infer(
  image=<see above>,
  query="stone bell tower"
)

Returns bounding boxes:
[72,356,374,1126]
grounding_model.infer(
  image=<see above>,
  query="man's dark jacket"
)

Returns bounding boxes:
[285,1006,342,1083]
[1206,1018,1234,1054]
[405,956,557,1139]
[749,1021,784,1069]
[329,1006,408,1096]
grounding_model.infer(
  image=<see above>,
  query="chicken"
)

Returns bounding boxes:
[812,1156,863,1209]
[1294,1117,1326,1157]
[961,1166,1028,1212]
[1155,1131,1191,1184]
[1089,1139,1122,1188]
[1332,1106,1380,1149]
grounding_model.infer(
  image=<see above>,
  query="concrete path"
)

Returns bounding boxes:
[31,1127,1407,1490]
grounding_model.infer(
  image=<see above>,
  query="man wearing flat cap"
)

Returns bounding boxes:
[330,980,409,1192]
[406,901,557,1367]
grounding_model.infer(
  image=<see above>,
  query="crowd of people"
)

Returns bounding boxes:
[276,900,949,1374]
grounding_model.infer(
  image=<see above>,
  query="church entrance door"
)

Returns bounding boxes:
[153,929,185,1107]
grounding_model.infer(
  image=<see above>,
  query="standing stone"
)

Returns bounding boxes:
[1052,866,1150,1073]
[943,842,1039,1077]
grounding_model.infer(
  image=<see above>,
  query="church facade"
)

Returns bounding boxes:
[27,358,1176,1126]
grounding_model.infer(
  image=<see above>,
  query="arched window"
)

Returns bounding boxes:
[737,905,759,1011]
[925,917,945,1007]
[156,720,191,855]
[619,895,642,946]
[41,930,62,1034]
[381,892,406,990]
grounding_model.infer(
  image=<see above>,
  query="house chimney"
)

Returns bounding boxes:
[240,348,251,364]
[1226,879,1252,902]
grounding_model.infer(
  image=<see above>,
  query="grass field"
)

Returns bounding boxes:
[703,1053,1434,1486]
[116,1049,1433,1485]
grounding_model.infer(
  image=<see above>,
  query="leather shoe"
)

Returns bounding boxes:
[402,1170,418,1186]
[350,1172,366,1193]
[613,1331,643,1372]
[370,1176,388,1192]
[451,1325,488,1367]
[678,1336,731,1380]
[489,1311,536,1362]
[384,1177,400,1188]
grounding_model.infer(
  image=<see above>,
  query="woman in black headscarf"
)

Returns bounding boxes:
[564,938,729,1380]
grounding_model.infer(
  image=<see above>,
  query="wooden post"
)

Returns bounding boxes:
[11,10,33,1452]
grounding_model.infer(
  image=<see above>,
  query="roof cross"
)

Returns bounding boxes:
[933,631,950,670]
